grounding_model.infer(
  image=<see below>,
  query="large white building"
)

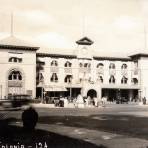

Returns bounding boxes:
[0,36,38,99]
[0,35,148,102]
[36,37,147,102]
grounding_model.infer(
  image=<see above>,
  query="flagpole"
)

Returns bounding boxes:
[144,24,147,50]
[11,12,14,36]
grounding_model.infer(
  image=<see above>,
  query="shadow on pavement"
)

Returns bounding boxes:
[0,118,106,148]
[38,114,148,140]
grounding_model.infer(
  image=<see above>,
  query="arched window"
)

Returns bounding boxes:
[98,76,103,83]
[97,63,104,75]
[9,57,22,63]
[88,63,91,68]
[8,70,22,80]
[109,75,115,83]
[50,73,58,82]
[84,63,91,68]
[65,61,72,67]
[121,76,128,84]
[64,75,72,83]
[109,63,115,69]
[131,78,138,84]
[79,63,83,67]
[51,60,58,66]
[121,64,127,69]
[97,63,104,68]
[84,63,88,67]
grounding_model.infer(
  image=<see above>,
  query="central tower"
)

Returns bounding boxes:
[76,36,94,59]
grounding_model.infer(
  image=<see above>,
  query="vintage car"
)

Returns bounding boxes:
[0,94,32,109]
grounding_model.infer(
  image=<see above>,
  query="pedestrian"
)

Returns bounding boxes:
[22,107,38,131]
[54,98,59,107]
[76,94,84,108]
[102,96,107,107]
[83,97,88,107]
[87,96,91,107]
[142,97,146,105]
[59,96,64,107]
[97,97,102,107]
[64,97,68,107]
[94,97,98,107]
[73,97,77,108]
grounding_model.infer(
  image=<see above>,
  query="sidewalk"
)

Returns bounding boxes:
[31,102,148,109]
[31,103,75,108]
[36,123,148,148]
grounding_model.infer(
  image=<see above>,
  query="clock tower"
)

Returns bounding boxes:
[75,36,94,59]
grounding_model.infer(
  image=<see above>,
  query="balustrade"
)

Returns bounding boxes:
[8,80,23,87]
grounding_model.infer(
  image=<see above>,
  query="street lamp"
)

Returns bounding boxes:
[69,76,73,99]
[144,87,146,97]
[0,85,2,99]
[41,87,44,103]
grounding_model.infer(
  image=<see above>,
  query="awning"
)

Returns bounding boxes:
[101,84,140,89]
[44,86,67,92]
[37,82,44,87]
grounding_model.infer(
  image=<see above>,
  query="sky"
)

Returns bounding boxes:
[0,0,148,53]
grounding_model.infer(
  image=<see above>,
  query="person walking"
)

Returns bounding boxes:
[142,97,146,105]
[97,97,102,107]
[94,97,98,107]
[102,96,107,107]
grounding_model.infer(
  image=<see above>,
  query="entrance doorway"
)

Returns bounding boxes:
[87,89,97,98]
[120,89,129,101]
[65,88,81,98]
[36,87,42,98]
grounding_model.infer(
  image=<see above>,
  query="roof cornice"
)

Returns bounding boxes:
[37,52,131,61]
[129,53,148,58]
[0,44,39,51]
[37,52,77,58]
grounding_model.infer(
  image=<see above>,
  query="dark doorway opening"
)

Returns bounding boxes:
[65,88,81,98]
[120,89,129,101]
[36,87,42,98]
[87,89,97,98]
[102,89,116,102]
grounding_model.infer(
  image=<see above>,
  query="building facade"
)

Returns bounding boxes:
[36,37,144,102]
[0,35,148,102]
[0,36,38,99]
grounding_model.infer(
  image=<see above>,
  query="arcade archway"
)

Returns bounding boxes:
[87,89,97,98]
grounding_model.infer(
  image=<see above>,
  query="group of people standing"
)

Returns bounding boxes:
[74,94,107,108]
[41,94,107,108]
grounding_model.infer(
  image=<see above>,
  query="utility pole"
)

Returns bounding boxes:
[69,77,72,99]
[144,24,147,50]
[0,85,2,99]
[11,12,14,36]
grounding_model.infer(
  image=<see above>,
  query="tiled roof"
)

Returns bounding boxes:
[93,50,130,60]
[38,47,76,56]
[0,36,39,50]
[128,49,148,57]
[37,47,131,60]
[1,36,146,59]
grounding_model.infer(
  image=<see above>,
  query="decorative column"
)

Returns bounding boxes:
[128,89,133,102]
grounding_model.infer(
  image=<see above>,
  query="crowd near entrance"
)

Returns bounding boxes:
[36,87,139,107]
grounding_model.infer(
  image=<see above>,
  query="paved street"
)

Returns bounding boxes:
[1,104,148,148]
